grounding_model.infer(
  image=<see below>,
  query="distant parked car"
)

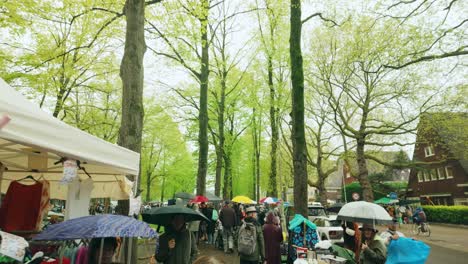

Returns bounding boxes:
[313,215,344,245]
[307,203,327,221]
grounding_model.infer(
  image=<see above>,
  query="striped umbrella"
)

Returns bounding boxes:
[33,214,157,241]
[260,197,279,204]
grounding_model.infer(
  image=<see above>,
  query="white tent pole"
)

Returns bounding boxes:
[128,237,132,264]
[0,162,4,207]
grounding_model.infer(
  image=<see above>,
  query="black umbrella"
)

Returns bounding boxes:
[327,203,344,213]
[142,205,210,226]
[174,192,195,200]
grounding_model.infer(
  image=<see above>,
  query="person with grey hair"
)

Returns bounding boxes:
[238,206,265,264]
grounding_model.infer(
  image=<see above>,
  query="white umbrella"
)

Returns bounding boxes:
[337,201,393,225]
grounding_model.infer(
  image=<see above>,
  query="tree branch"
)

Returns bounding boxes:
[302,12,338,26]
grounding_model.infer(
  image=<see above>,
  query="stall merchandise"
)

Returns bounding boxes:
[288,214,319,263]
[0,78,139,222]
[0,230,29,261]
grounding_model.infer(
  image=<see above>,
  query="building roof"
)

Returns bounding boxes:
[418,112,468,173]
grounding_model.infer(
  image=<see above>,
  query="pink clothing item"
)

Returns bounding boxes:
[75,246,88,264]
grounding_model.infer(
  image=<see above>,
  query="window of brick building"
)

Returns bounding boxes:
[430,170,437,181]
[424,145,435,157]
[437,167,445,180]
[417,172,423,182]
[423,171,429,182]
[445,166,454,179]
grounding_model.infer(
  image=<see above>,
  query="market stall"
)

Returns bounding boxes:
[0,78,139,229]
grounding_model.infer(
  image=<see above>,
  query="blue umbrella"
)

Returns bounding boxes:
[33,214,157,241]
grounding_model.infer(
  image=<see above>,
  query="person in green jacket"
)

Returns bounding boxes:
[359,223,387,264]
[239,206,265,264]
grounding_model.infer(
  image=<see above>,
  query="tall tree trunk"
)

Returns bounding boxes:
[160,176,166,202]
[214,146,223,197]
[317,173,328,205]
[53,88,65,118]
[223,153,232,199]
[146,173,151,201]
[196,2,209,196]
[290,0,308,217]
[252,108,261,200]
[118,0,146,261]
[356,137,373,201]
[268,55,279,197]
[252,108,258,200]
[215,71,227,197]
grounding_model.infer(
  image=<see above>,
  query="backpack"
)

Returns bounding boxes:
[212,209,219,221]
[238,222,257,256]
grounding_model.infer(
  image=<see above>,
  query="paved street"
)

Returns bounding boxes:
[397,223,468,263]
[426,243,468,264]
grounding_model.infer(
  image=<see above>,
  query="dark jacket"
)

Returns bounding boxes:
[240,216,265,262]
[155,226,197,264]
[263,223,283,264]
[202,207,215,233]
[219,206,236,228]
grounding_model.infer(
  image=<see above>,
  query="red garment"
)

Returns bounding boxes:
[0,181,43,232]
[263,223,283,264]
[41,257,71,264]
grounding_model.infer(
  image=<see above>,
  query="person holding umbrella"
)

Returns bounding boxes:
[155,214,198,264]
[359,223,387,264]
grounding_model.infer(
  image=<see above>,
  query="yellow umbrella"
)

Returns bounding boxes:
[232,195,254,204]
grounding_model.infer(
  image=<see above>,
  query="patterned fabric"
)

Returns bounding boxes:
[0,231,29,261]
[288,224,319,262]
[33,214,158,241]
[35,180,50,230]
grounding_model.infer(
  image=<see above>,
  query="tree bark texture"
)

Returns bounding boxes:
[290,0,308,217]
[196,2,209,196]
[214,146,223,197]
[252,108,261,201]
[215,63,227,197]
[268,55,279,197]
[356,137,373,201]
[118,0,146,262]
[160,176,166,202]
[223,153,232,199]
[252,107,258,201]
[146,172,151,201]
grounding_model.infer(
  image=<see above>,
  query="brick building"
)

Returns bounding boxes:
[406,113,468,205]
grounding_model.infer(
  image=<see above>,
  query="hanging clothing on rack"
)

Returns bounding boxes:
[74,246,88,264]
[0,180,43,232]
[65,178,93,220]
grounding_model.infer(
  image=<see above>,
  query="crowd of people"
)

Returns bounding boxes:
[150,200,283,264]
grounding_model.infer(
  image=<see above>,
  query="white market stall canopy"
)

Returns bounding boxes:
[0,78,139,200]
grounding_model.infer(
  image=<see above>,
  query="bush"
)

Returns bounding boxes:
[422,205,468,225]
